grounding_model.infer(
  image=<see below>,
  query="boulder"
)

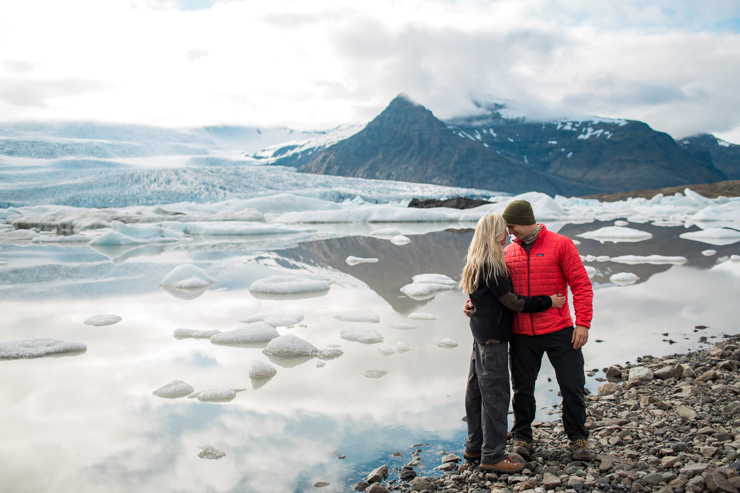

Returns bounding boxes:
[411,477,438,491]
[676,405,698,419]
[599,382,620,395]
[654,366,676,380]
[629,366,654,381]
[365,465,389,484]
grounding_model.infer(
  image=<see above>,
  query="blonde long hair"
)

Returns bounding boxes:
[459,214,509,294]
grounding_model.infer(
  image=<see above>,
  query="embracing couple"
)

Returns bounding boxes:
[459,199,594,473]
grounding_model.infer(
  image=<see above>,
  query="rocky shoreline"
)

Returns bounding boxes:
[350,333,740,493]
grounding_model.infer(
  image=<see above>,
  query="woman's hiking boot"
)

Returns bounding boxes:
[463,450,481,462]
[511,439,534,459]
[569,439,594,461]
[479,457,524,473]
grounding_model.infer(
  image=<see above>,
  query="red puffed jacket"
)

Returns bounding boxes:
[504,225,593,336]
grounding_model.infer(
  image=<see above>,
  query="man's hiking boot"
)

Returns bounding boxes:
[479,457,524,473]
[569,439,594,461]
[463,450,481,462]
[511,439,534,459]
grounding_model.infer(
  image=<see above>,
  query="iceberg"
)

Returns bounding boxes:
[577,226,652,243]
[608,255,687,265]
[112,220,182,242]
[438,338,459,348]
[390,235,410,245]
[584,266,597,279]
[346,256,379,266]
[364,369,388,378]
[159,264,216,290]
[377,345,396,356]
[400,273,457,300]
[396,341,414,353]
[239,313,304,327]
[340,327,384,344]
[198,443,226,460]
[192,388,237,402]
[89,230,146,246]
[83,314,122,326]
[0,337,87,360]
[211,322,279,346]
[249,360,277,379]
[702,249,717,256]
[679,228,740,246]
[263,334,318,358]
[610,272,639,286]
[249,275,330,300]
[152,380,194,398]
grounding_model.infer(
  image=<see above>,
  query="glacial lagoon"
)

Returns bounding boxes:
[1,214,739,492]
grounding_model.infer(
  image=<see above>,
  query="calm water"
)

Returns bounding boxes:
[1,221,738,492]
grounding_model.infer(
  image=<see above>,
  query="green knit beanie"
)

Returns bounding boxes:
[502,200,536,225]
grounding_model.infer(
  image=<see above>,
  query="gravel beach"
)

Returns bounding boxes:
[353,333,740,493]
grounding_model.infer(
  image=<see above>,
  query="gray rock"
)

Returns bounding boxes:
[313,482,330,487]
[441,453,460,463]
[365,484,389,493]
[353,482,370,491]
[399,469,417,481]
[543,472,561,488]
[681,462,711,475]
[365,465,389,484]
[629,366,654,381]
[695,370,719,382]
[411,476,438,491]
[725,403,740,416]
[654,366,676,379]
[606,366,623,379]
[598,382,620,395]
[676,405,698,419]
[676,364,696,380]
[644,473,665,486]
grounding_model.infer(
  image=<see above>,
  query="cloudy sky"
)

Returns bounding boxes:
[1,0,739,142]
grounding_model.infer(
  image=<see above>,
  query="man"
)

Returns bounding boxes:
[464,199,594,461]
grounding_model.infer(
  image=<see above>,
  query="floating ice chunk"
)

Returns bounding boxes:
[198,443,226,460]
[0,229,39,242]
[610,272,639,286]
[249,275,330,300]
[0,337,87,360]
[679,228,740,246]
[112,220,182,242]
[438,338,459,348]
[391,235,410,245]
[584,266,597,279]
[400,273,457,300]
[83,314,122,326]
[370,228,402,237]
[572,239,581,245]
[684,188,710,205]
[316,361,326,368]
[396,341,414,353]
[211,322,279,346]
[240,313,304,327]
[407,312,436,320]
[335,314,380,323]
[173,328,222,339]
[192,388,237,402]
[377,345,396,356]
[159,264,216,290]
[577,226,652,243]
[263,334,318,357]
[89,230,146,246]
[596,256,610,262]
[153,380,194,398]
[731,255,740,263]
[702,250,717,256]
[317,348,343,360]
[364,369,388,378]
[340,327,384,344]
[627,215,650,224]
[249,360,277,379]
[614,220,629,227]
[31,234,90,243]
[609,255,687,265]
[346,256,379,266]
[390,322,418,330]
[162,221,304,236]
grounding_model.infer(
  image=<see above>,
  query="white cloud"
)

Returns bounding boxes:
[0,0,738,142]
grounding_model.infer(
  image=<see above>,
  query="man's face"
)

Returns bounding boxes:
[506,222,537,241]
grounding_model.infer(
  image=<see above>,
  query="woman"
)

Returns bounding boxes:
[459,214,565,473]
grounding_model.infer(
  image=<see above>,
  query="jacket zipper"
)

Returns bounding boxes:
[526,244,534,336]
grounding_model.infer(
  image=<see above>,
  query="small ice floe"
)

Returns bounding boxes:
[316,361,327,368]
[610,272,639,286]
[346,256,379,266]
[377,345,396,356]
[572,239,581,245]
[112,221,182,243]
[577,226,652,243]
[0,230,39,242]
[334,314,380,323]
[340,327,384,344]
[198,443,226,460]
[609,255,687,265]
[370,227,402,238]
[390,322,418,330]
[407,313,436,320]
[211,322,279,347]
[364,369,388,378]
[0,337,87,360]
[317,348,343,360]
[249,360,277,379]
[596,256,610,262]
[31,234,90,243]
[249,275,330,300]
[702,249,717,256]
[438,338,459,348]
[731,255,740,263]
[396,341,414,353]
[391,235,411,245]
[584,266,597,279]
[263,334,319,367]
[240,313,304,327]
[88,231,144,246]
[163,221,302,236]
[159,264,216,291]
[614,220,629,227]
[400,273,457,300]
[679,228,740,246]
[190,388,238,402]
[152,380,194,399]
[83,314,122,326]
[173,328,222,339]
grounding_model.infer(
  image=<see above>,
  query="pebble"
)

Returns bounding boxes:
[355,334,740,492]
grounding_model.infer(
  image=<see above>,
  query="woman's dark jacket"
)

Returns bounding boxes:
[468,266,553,345]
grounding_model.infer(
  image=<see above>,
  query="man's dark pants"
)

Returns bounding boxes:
[465,340,510,464]
[510,326,588,443]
